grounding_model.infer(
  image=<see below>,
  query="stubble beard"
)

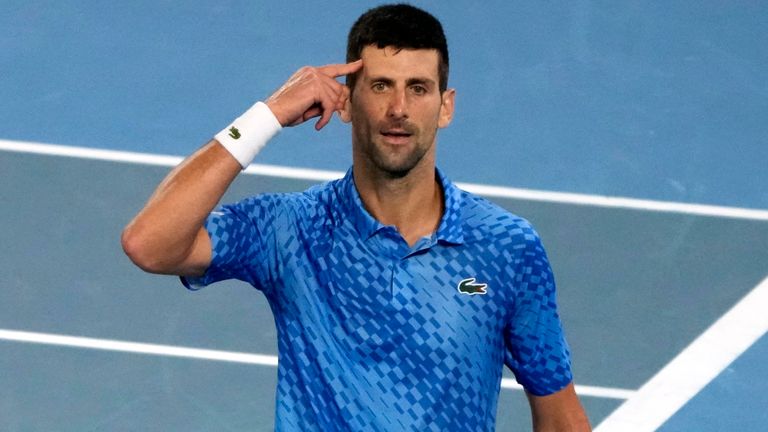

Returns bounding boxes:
[367,138,431,179]
[355,120,436,179]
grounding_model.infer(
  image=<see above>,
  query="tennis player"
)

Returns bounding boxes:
[122,4,590,431]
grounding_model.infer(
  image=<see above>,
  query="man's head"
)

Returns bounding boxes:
[340,4,455,179]
[346,4,449,94]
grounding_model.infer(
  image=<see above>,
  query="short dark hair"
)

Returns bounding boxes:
[346,4,449,93]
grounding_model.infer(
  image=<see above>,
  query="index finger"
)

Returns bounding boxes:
[319,59,363,78]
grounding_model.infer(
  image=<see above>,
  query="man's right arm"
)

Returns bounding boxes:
[120,60,363,277]
[121,140,241,276]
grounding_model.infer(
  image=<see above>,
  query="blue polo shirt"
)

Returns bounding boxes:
[183,168,572,431]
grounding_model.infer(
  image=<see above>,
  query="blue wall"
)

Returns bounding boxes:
[3,1,766,208]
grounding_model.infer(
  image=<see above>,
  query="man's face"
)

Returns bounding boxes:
[344,45,454,178]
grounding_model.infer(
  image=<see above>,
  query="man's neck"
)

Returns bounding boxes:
[353,162,444,247]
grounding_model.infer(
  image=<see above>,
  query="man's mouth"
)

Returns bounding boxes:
[380,128,413,144]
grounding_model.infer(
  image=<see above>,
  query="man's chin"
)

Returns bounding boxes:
[362,140,430,179]
[372,156,423,179]
[381,166,411,179]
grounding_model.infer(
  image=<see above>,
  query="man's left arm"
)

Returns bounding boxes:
[527,382,591,431]
[503,222,591,430]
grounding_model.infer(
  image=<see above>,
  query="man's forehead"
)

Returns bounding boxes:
[359,45,440,77]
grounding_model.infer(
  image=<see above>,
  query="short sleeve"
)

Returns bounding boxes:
[181,196,277,291]
[503,227,573,396]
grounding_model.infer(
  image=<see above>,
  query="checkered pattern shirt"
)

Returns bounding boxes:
[182,167,572,431]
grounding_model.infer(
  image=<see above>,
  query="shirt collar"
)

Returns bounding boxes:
[338,167,464,245]
[434,167,465,245]
[339,168,384,239]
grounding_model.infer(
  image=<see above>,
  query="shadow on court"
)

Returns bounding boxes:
[2,150,767,430]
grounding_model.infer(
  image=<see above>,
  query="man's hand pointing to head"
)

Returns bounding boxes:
[266,59,363,131]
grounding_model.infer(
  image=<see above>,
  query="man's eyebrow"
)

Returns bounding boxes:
[405,77,436,87]
[365,76,436,88]
[367,76,395,85]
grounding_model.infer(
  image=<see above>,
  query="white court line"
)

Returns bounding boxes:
[500,378,636,400]
[2,139,768,221]
[0,328,633,400]
[595,275,768,432]
[0,329,278,366]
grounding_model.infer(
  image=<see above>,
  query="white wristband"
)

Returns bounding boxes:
[214,101,282,169]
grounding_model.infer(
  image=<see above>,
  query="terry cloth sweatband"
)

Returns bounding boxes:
[214,101,282,168]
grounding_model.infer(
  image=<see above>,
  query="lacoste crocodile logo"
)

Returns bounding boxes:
[228,126,241,139]
[457,278,487,295]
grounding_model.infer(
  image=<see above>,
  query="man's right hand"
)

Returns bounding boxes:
[122,60,364,277]
[265,60,363,131]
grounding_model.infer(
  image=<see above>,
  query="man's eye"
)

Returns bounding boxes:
[411,85,427,95]
[372,83,387,92]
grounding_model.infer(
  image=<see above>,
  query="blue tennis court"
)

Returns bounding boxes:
[2,2,767,430]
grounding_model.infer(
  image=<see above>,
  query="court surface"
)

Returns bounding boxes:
[2,1,768,431]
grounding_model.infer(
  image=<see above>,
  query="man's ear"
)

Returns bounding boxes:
[438,88,456,128]
[338,87,352,124]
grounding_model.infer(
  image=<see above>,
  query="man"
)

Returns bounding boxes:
[122,4,590,431]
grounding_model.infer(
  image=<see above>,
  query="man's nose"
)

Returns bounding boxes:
[386,89,408,119]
